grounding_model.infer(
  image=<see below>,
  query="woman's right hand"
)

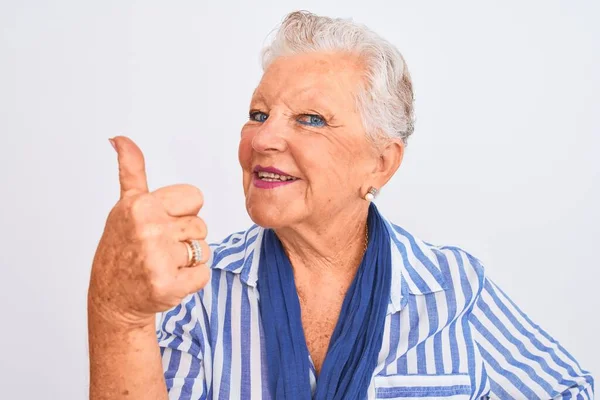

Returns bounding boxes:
[88,136,211,329]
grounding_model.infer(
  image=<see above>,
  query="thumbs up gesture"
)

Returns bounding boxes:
[88,136,211,328]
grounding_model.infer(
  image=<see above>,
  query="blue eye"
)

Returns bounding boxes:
[298,114,326,127]
[249,111,268,123]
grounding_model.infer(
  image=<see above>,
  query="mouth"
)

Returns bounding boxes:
[252,165,299,182]
[252,165,299,189]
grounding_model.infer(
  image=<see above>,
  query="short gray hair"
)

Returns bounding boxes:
[262,11,415,145]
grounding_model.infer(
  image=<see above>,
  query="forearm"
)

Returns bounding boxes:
[88,301,168,400]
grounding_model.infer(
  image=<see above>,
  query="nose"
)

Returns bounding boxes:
[251,116,288,154]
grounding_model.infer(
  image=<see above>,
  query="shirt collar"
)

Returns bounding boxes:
[209,218,449,314]
[382,215,449,313]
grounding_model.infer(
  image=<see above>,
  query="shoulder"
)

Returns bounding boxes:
[385,219,487,308]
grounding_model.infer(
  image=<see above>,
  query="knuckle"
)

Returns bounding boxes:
[128,194,152,218]
[196,266,211,288]
[195,218,208,237]
[187,184,203,197]
[184,267,210,293]
[149,273,169,297]
[189,185,204,206]
[201,243,212,262]
[176,184,202,198]
[178,217,207,239]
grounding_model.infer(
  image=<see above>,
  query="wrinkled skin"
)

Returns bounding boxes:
[89,136,211,327]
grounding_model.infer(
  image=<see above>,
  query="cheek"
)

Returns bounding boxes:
[325,141,361,178]
[238,128,254,168]
[317,140,369,191]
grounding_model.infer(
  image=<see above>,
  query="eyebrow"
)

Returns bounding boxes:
[295,88,343,118]
[249,87,343,121]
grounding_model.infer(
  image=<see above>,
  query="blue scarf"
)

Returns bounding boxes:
[258,204,392,399]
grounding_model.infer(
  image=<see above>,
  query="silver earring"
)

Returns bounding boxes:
[364,186,378,201]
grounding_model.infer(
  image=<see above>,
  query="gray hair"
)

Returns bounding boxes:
[261,11,415,145]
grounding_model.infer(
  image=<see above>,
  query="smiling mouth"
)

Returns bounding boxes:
[252,165,299,183]
[255,170,299,182]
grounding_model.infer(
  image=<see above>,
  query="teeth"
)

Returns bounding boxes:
[257,171,296,181]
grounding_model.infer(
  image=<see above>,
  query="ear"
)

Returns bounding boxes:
[373,138,405,188]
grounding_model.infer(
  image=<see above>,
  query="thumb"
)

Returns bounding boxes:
[110,136,149,198]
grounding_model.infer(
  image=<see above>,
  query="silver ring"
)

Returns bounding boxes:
[184,239,203,267]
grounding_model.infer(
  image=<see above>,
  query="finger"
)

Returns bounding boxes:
[152,184,204,217]
[170,216,208,241]
[111,136,149,198]
[178,264,211,294]
[187,240,211,266]
[172,239,211,269]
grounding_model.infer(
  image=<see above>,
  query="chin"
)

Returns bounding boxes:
[245,198,298,229]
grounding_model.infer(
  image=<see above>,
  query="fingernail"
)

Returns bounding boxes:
[108,138,116,151]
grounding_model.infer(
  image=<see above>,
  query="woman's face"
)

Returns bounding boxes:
[239,52,378,230]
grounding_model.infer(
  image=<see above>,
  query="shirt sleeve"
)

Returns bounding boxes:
[157,293,209,400]
[469,276,594,399]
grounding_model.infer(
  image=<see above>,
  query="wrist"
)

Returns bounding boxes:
[87,289,155,332]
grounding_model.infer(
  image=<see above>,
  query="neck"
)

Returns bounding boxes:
[274,203,370,282]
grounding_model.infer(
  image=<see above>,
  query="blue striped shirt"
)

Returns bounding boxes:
[157,217,594,399]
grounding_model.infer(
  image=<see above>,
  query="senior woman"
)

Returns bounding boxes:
[88,11,593,400]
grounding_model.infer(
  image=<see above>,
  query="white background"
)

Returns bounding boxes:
[0,0,598,398]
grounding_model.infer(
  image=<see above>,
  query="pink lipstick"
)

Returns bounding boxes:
[253,165,299,189]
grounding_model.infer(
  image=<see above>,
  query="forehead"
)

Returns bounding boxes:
[252,52,365,109]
